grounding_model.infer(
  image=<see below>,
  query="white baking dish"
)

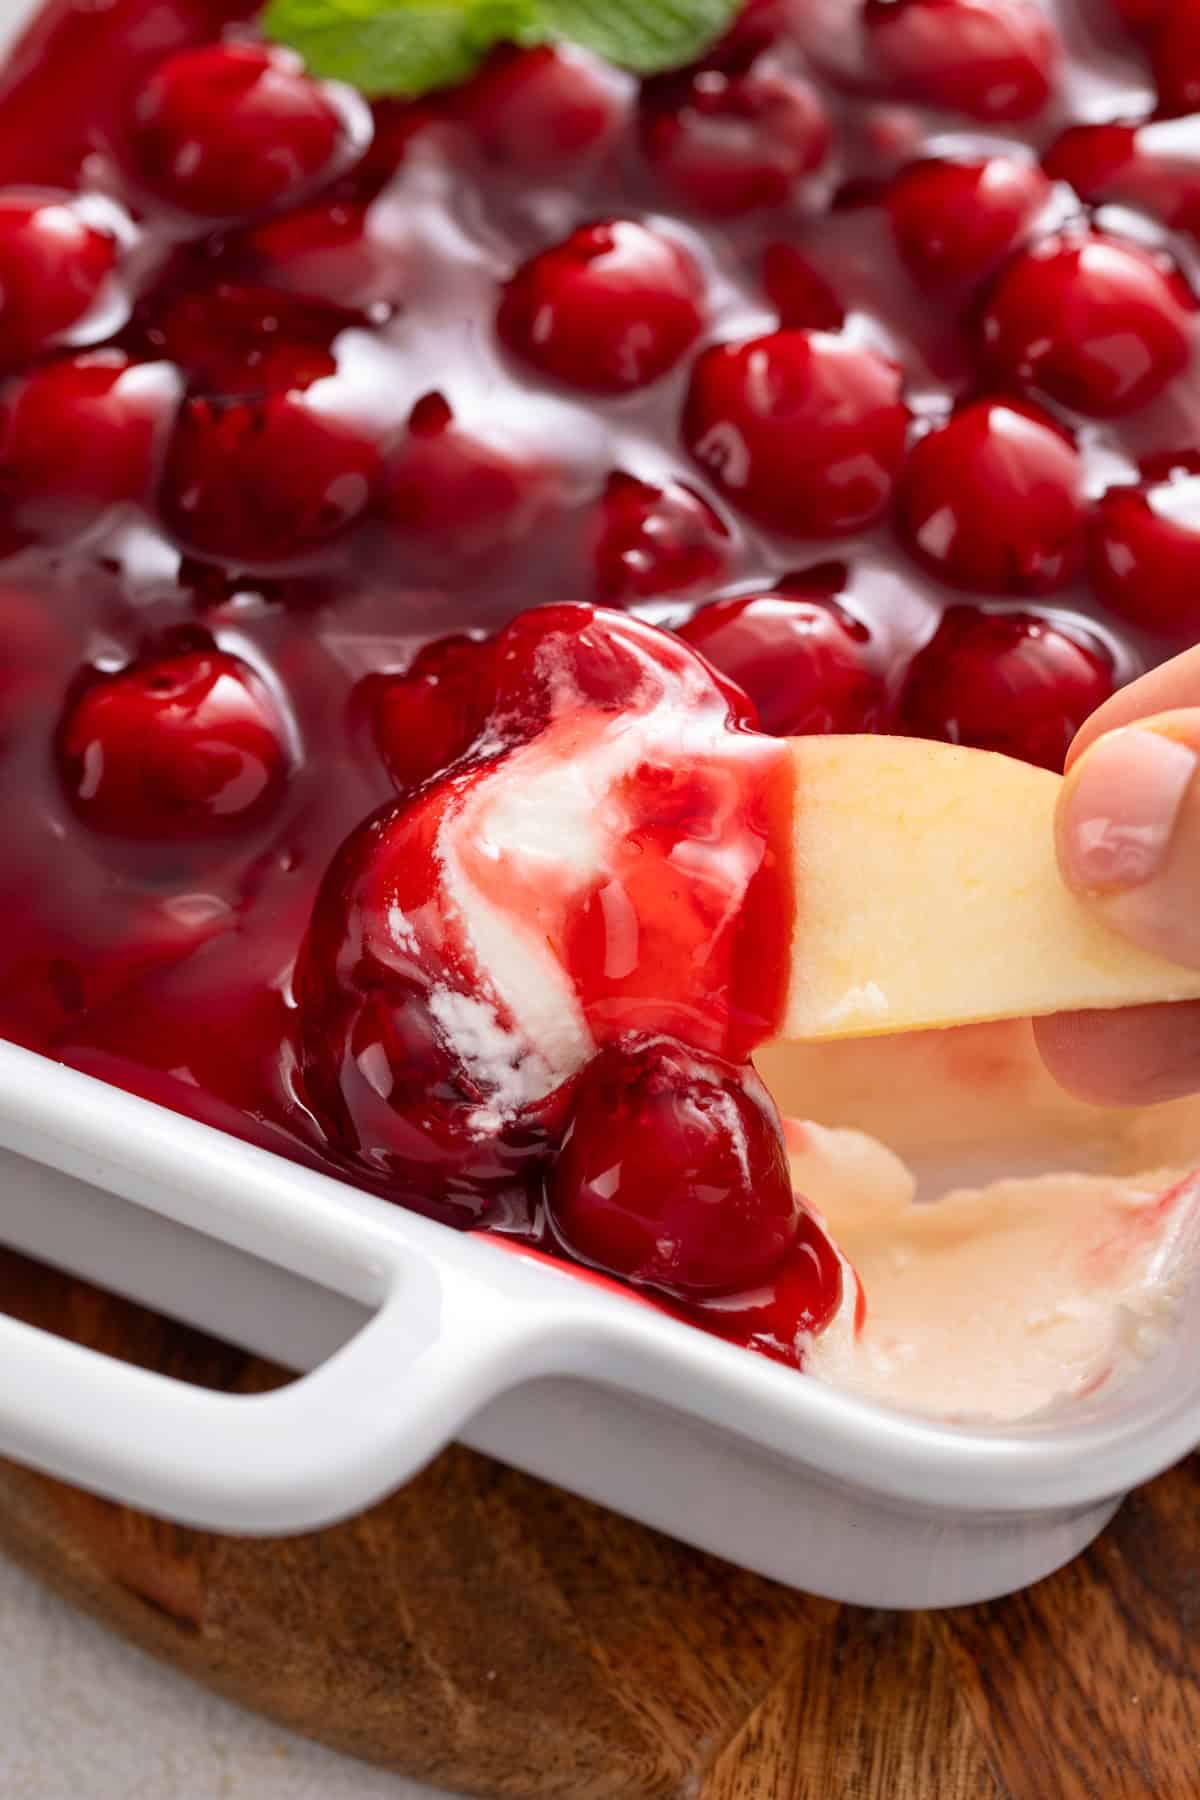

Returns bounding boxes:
[5,1028,1200,1610]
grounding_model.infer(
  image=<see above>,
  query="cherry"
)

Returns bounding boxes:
[159,389,381,567]
[590,471,731,603]
[547,1039,800,1299]
[476,599,759,742]
[977,233,1195,418]
[234,199,402,308]
[682,329,909,536]
[0,0,265,192]
[897,606,1116,772]
[295,727,585,1225]
[677,576,889,735]
[1041,121,1200,235]
[705,0,790,68]
[368,631,496,794]
[446,45,624,170]
[1088,452,1200,638]
[497,219,705,393]
[863,0,1058,122]
[638,61,830,218]
[1152,0,1200,116]
[349,98,443,198]
[57,647,291,838]
[300,607,788,1222]
[685,1207,844,1365]
[379,391,561,560]
[296,931,561,1230]
[0,189,120,369]
[1042,122,1140,205]
[130,280,360,395]
[886,156,1049,292]
[893,399,1085,596]
[124,43,352,218]
[761,243,845,330]
[1110,0,1170,27]
[0,349,179,538]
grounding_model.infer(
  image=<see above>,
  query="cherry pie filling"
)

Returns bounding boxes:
[0,0,1197,1376]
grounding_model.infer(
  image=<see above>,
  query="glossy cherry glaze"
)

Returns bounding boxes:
[0,0,1193,1371]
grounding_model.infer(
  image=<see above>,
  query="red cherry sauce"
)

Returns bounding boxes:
[0,0,1192,1371]
[295,608,803,1279]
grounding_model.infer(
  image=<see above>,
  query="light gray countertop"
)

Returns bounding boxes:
[0,1553,463,1800]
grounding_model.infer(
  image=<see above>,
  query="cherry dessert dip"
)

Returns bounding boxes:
[0,0,1199,1416]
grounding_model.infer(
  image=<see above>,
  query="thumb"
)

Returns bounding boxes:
[1056,709,1200,970]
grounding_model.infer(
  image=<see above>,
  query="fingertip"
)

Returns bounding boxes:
[1054,716,1200,972]
[1056,724,1198,895]
[1034,1001,1200,1108]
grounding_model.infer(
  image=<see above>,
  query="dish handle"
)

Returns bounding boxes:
[0,1248,557,1534]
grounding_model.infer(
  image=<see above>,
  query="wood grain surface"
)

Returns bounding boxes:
[1,1244,1198,1800]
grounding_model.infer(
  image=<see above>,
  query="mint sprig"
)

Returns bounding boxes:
[263,0,738,96]
[539,0,738,73]
[262,0,538,97]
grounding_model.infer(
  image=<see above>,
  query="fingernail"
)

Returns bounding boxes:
[1059,727,1199,893]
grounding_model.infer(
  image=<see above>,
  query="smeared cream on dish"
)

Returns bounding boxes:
[757,1024,1200,1421]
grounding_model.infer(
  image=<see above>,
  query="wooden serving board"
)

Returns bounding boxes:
[2,1244,1199,1800]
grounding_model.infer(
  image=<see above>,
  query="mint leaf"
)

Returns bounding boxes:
[538,0,736,74]
[265,0,740,95]
[262,0,541,96]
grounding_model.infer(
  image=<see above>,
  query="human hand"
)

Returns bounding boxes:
[1035,645,1200,1106]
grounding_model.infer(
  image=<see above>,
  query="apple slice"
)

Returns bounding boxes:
[782,735,1200,1041]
